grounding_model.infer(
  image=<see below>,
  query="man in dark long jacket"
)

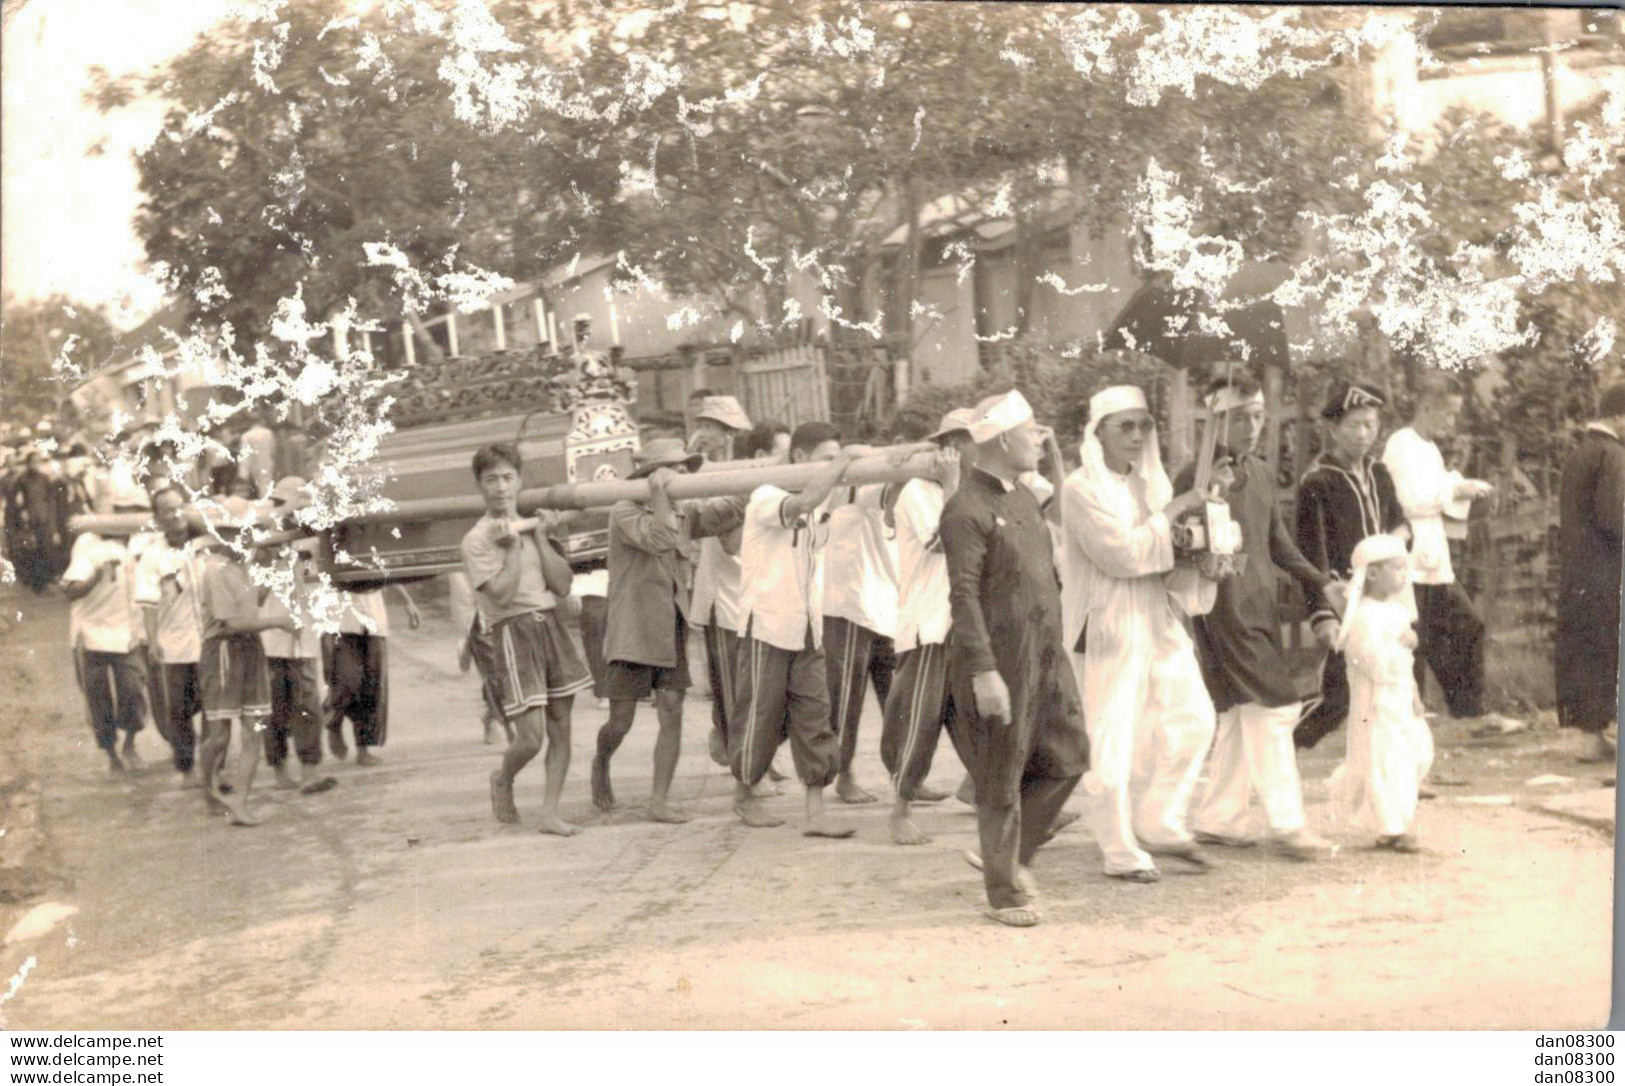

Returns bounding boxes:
[942,390,1088,928]
[1557,383,1625,770]
[1293,380,1408,749]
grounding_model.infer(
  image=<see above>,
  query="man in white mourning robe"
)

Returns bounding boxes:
[1060,385,1215,882]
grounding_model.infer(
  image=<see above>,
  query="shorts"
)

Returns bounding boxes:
[200,634,271,722]
[604,612,692,700]
[490,609,593,719]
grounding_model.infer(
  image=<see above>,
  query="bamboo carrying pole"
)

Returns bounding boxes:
[68,444,945,538]
[344,446,941,526]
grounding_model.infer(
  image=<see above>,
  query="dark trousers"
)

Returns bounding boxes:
[823,616,894,776]
[880,643,968,799]
[1294,651,1349,750]
[730,625,838,788]
[467,618,506,723]
[578,596,608,699]
[153,662,201,772]
[265,657,325,767]
[703,615,740,745]
[324,633,388,748]
[77,649,144,752]
[978,774,1081,910]
[1414,581,1486,719]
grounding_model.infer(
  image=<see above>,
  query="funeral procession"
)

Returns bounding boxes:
[0,0,1620,1031]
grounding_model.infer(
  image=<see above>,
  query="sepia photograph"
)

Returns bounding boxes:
[0,0,1619,1038]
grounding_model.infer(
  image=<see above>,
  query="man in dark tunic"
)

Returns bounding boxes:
[1557,383,1625,771]
[1293,380,1409,749]
[942,390,1088,927]
[1179,376,1343,860]
[6,450,62,594]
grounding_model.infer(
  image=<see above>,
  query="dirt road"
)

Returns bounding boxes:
[0,588,1612,1029]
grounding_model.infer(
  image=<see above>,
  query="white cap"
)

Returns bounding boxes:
[1351,532,1409,572]
[968,390,1035,444]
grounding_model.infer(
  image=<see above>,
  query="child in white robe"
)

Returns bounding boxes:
[1328,534,1434,852]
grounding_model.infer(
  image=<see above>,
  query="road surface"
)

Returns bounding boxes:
[0,587,1612,1029]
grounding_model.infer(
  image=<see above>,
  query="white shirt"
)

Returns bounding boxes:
[340,589,390,637]
[737,484,826,653]
[572,568,609,599]
[690,535,743,632]
[260,574,320,660]
[892,478,952,653]
[822,486,898,638]
[1382,427,1466,585]
[134,536,205,664]
[63,534,138,654]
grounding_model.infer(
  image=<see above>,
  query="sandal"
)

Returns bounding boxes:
[1149,844,1212,872]
[985,905,1041,928]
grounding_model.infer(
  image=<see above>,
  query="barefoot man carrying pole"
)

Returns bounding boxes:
[462,443,594,835]
[591,438,744,823]
[941,391,1089,927]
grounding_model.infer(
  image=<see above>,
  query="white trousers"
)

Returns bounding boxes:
[1192,702,1308,839]
[1081,662,1215,876]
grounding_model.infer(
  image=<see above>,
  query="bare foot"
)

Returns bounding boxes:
[750,778,783,799]
[765,761,788,783]
[590,756,616,811]
[890,811,930,846]
[328,729,348,760]
[355,748,381,767]
[707,728,728,767]
[912,785,951,804]
[225,803,265,827]
[733,794,785,828]
[274,765,299,790]
[802,814,856,839]
[647,803,690,824]
[536,813,581,837]
[835,774,877,805]
[120,740,146,771]
[489,771,520,824]
[955,776,976,806]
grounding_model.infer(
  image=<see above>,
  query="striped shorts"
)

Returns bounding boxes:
[490,609,593,719]
[200,634,271,722]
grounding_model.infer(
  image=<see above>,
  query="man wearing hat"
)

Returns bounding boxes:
[1556,383,1625,773]
[1180,375,1343,861]
[940,390,1088,926]
[1293,380,1409,750]
[879,408,977,846]
[590,438,744,823]
[686,393,752,461]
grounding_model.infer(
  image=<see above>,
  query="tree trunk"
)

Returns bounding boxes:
[404,311,447,368]
[895,173,922,358]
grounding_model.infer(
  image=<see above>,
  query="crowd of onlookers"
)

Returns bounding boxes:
[1,410,320,594]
